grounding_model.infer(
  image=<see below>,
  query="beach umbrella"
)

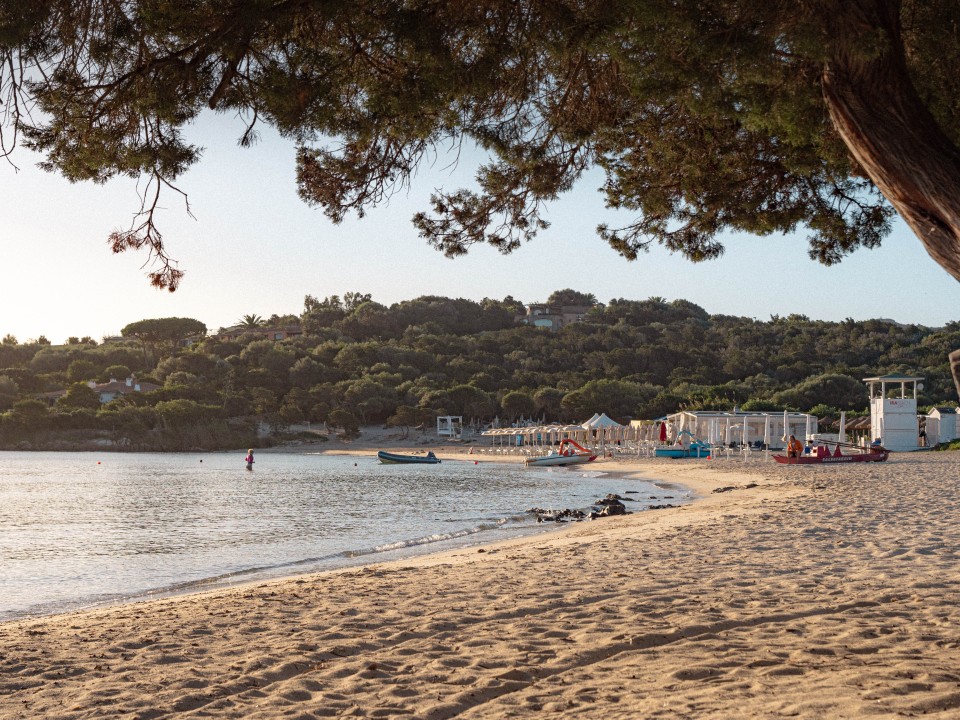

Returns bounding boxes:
[839,411,847,443]
[658,421,667,443]
[763,415,771,448]
[782,409,790,441]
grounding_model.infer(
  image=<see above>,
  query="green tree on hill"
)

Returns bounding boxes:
[238,314,266,329]
[546,290,598,308]
[121,318,208,363]
[57,383,101,410]
[4,1,960,396]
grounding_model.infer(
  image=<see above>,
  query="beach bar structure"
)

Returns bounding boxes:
[864,374,922,451]
[660,410,818,450]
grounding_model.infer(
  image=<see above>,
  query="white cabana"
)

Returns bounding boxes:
[481,422,593,453]
[582,413,624,452]
[581,413,623,429]
[661,410,817,450]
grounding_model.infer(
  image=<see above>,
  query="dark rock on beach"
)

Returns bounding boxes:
[590,496,627,518]
[529,508,587,523]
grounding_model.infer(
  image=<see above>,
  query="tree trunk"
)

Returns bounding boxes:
[819,0,960,400]
[951,349,960,401]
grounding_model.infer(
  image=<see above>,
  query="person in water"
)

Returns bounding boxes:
[245,449,255,468]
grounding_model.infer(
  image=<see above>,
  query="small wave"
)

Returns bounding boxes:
[345,517,514,557]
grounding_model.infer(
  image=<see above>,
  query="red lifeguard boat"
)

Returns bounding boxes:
[773,442,889,465]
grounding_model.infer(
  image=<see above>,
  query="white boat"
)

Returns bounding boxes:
[524,439,597,467]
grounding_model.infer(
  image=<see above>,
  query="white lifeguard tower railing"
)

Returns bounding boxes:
[864,373,922,451]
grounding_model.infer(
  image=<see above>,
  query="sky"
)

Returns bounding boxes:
[1,112,959,345]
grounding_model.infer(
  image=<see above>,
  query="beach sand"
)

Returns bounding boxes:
[3,448,960,718]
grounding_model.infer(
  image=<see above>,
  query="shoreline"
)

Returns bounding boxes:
[3,452,960,717]
[1,447,690,624]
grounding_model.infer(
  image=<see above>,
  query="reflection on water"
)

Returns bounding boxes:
[0,451,687,620]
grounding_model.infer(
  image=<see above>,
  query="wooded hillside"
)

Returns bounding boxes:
[1,294,957,450]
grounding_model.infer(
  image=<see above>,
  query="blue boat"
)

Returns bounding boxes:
[654,438,712,459]
[377,450,441,464]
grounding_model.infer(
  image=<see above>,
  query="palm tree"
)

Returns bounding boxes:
[238,314,266,329]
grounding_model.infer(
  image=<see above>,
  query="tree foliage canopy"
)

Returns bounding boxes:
[121,318,207,346]
[3,1,960,286]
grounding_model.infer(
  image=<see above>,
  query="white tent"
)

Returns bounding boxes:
[581,413,623,429]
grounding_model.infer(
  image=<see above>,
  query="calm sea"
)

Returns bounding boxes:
[0,451,689,621]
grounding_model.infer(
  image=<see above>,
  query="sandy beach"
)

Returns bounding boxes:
[3,445,960,719]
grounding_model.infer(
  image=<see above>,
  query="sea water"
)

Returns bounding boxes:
[0,451,689,621]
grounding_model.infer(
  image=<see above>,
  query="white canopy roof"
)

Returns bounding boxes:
[582,413,623,429]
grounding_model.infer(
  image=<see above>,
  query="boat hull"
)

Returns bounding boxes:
[377,451,441,464]
[524,453,596,467]
[524,438,598,467]
[773,451,888,464]
[654,443,711,459]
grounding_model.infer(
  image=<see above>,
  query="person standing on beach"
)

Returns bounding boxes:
[245,449,255,470]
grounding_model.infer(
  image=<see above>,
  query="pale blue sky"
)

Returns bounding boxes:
[1,112,958,344]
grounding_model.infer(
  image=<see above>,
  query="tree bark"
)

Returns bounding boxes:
[820,0,960,283]
[819,0,960,400]
[951,349,960,402]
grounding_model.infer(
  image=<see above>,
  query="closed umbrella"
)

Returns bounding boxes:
[839,411,847,443]
[742,415,749,448]
[763,415,771,448]
[805,414,813,442]
[782,409,790,442]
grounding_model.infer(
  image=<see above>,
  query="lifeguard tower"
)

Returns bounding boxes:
[864,373,922,451]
